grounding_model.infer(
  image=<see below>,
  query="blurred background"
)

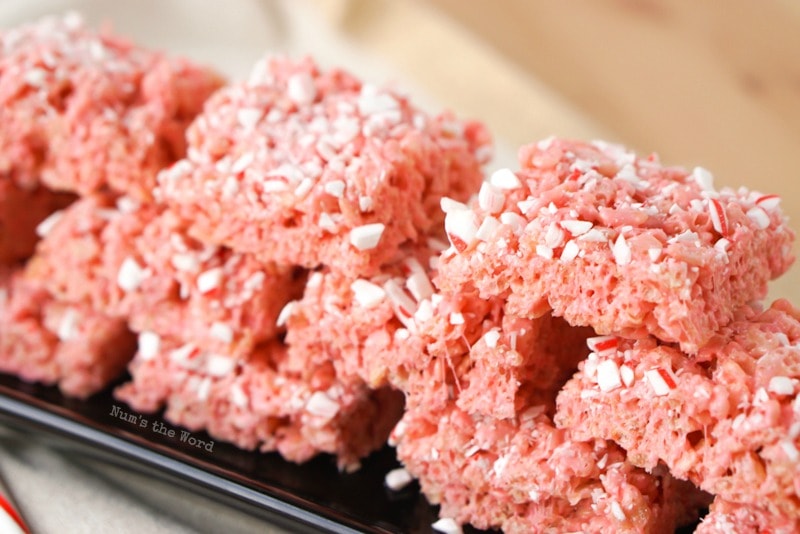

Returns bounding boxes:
[1,1,798,532]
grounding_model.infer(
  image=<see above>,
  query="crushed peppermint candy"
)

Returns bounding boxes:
[478,182,505,213]
[196,267,223,294]
[746,206,771,230]
[384,468,414,491]
[475,216,500,242]
[768,376,795,396]
[117,257,147,292]
[323,180,346,198]
[596,360,623,392]
[35,210,64,238]
[351,279,386,308]
[349,223,385,251]
[449,312,465,325]
[708,198,729,237]
[560,240,580,261]
[489,168,522,190]
[230,383,249,408]
[287,72,317,105]
[445,210,478,253]
[406,271,434,302]
[431,518,462,534]
[56,308,79,341]
[483,329,501,348]
[620,364,635,387]
[276,300,297,327]
[645,367,678,396]
[306,391,340,420]
[692,167,715,191]
[587,335,618,356]
[440,197,469,213]
[383,279,417,326]
[610,501,627,521]
[755,194,781,210]
[138,331,161,361]
[209,322,234,344]
[612,234,631,266]
[781,441,800,462]
[206,354,236,377]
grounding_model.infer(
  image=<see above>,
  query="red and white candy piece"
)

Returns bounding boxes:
[197,267,223,294]
[444,210,478,253]
[587,335,619,356]
[0,494,28,534]
[746,206,771,230]
[708,198,729,237]
[755,194,781,211]
[645,367,678,396]
[383,279,417,329]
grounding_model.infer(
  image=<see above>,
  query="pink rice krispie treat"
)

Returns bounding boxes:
[0,268,135,398]
[393,404,707,534]
[556,299,800,520]
[695,498,799,534]
[115,336,404,470]
[284,237,445,388]
[436,137,794,353]
[0,13,223,199]
[398,286,593,421]
[0,180,73,264]
[26,195,302,356]
[157,55,490,276]
[384,284,706,532]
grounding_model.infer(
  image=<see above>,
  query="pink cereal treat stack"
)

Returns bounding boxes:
[26,194,302,356]
[396,406,706,534]
[115,337,404,470]
[389,289,708,532]
[0,13,223,199]
[0,267,135,398]
[157,55,490,276]
[556,299,800,527]
[436,137,794,353]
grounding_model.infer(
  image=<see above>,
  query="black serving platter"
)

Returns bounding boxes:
[0,373,450,534]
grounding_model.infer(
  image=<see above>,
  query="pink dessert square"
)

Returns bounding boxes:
[556,299,800,520]
[0,267,135,398]
[0,14,223,199]
[26,194,302,356]
[115,336,404,470]
[157,55,490,276]
[436,138,794,353]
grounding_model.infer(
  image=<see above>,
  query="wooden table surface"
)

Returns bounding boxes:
[317,0,800,304]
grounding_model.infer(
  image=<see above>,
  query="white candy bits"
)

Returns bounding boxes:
[349,223,385,251]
